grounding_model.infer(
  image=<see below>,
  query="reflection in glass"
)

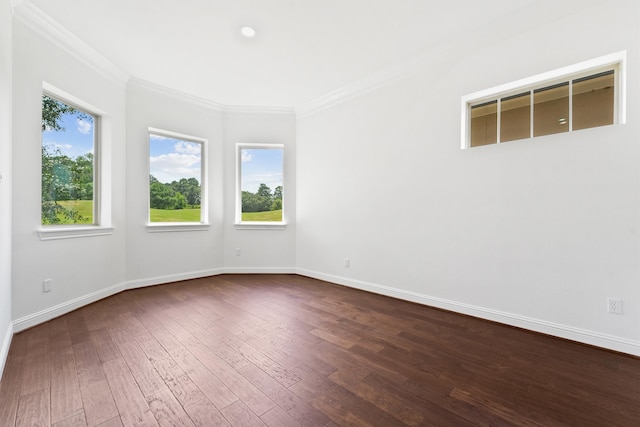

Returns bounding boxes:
[470,101,497,147]
[500,92,530,142]
[534,82,569,137]
[573,71,614,131]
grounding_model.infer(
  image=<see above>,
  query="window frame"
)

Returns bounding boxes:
[146,127,209,232]
[39,83,113,241]
[235,143,286,229]
[461,51,626,149]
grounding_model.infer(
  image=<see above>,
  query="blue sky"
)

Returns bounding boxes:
[241,148,283,193]
[42,111,94,158]
[150,135,202,184]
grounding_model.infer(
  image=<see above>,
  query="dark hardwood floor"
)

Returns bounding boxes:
[0,274,638,426]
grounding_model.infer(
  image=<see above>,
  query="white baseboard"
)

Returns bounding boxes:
[0,322,13,380]
[223,267,297,275]
[10,267,637,357]
[125,267,296,289]
[296,268,640,357]
[126,268,225,290]
[10,267,294,336]
[12,281,126,333]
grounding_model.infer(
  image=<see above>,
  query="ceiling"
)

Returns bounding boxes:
[19,0,601,108]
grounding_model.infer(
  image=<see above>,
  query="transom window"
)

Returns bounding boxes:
[462,52,625,149]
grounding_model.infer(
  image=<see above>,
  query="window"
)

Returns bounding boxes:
[149,128,206,224]
[41,92,98,225]
[462,52,625,149]
[236,144,284,225]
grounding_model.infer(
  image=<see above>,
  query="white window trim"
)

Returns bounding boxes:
[235,143,286,229]
[145,223,209,233]
[461,51,627,149]
[39,82,113,241]
[39,226,115,241]
[147,127,209,232]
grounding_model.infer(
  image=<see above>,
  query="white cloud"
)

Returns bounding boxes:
[77,119,92,135]
[44,142,72,151]
[150,134,170,141]
[150,153,201,183]
[174,141,201,155]
[241,149,254,162]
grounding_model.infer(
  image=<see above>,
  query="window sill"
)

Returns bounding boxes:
[234,222,287,230]
[146,223,210,233]
[39,226,115,241]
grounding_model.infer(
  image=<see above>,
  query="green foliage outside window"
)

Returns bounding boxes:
[41,95,94,225]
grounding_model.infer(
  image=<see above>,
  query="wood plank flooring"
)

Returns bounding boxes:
[1,274,638,426]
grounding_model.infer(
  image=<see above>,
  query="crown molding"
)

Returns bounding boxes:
[128,77,225,112]
[12,1,129,87]
[294,0,568,119]
[295,40,461,119]
[224,104,296,116]
[129,77,295,116]
[295,50,438,118]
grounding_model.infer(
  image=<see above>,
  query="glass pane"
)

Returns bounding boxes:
[573,71,614,131]
[41,95,95,225]
[470,101,497,147]
[533,82,569,137]
[241,148,283,222]
[500,92,531,142]
[149,135,202,222]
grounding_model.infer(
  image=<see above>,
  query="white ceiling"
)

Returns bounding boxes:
[21,0,600,108]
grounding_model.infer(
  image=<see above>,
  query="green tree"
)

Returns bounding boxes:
[173,192,187,210]
[272,185,283,210]
[149,175,191,210]
[41,95,91,224]
[71,153,94,200]
[273,185,283,200]
[257,183,272,198]
[242,191,271,212]
[170,177,201,206]
[42,95,89,132]
[150,180,177,209]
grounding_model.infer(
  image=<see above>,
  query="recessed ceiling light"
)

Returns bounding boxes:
[240,26,256,38]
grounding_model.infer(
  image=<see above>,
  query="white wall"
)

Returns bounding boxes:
[223,110,297,272]
[124,84,297,284]
[125,81,225,286]
[297,3,640,354]
[11,18,127,326]
[7,11,298,349]
[0,0,13,379]
[4,0,637,369]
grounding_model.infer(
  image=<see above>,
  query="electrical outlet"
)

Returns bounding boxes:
[43,279,52,293]
[235,248,241,256]
[344,258,350,268]
[607,298,622,314]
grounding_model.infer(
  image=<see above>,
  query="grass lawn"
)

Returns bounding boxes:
[54,202,278,223]
[242,209,282,222]
[150,208,201,222]
[56,200,93,224]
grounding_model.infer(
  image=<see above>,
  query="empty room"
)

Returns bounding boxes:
[0,0,639,426]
